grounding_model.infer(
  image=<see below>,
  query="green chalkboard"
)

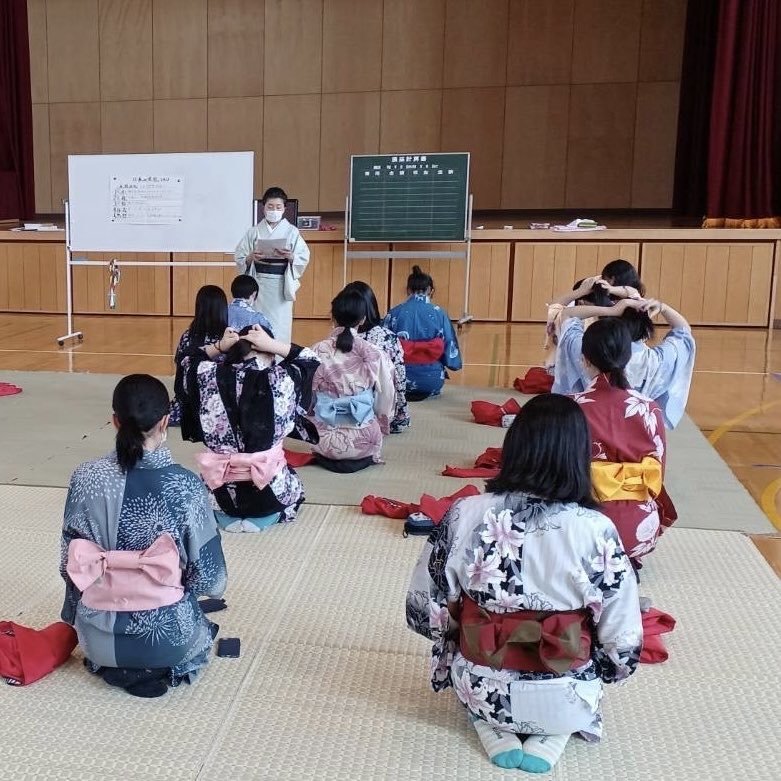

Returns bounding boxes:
[349,153,469,242]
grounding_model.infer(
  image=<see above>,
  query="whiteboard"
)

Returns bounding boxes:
[67,152,254,252]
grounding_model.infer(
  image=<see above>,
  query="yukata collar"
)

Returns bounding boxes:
[409,292,430,303]
[134,447,175,470]
[232,298,253,309]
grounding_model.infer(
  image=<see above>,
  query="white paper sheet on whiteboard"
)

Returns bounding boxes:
[110,175,185,225]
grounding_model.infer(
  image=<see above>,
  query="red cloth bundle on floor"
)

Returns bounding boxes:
[0,382,22,397]
[361,485,480,523]
[640,608,676,664]
[283,448,316,467]
[0,621,77,685]
[513,368,553,395]
[443,447,502,478]
[470,398,522,426]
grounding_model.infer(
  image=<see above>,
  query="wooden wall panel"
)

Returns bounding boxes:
[263,94,321,209]
[566,83,637,208]
[99,0,153,101]
[511,243,639,321]
[0,244,9,310]
[0,242,66,313]
[319,92,380,211]
[441,88,504,209]
[631,82,679,208]
[32,104,52,213]
[207,0,264,98]
[73,252,169,314]
[571,0,642,84]
[46,0,100,103]
[443,0,508,88]
[506,0,574,85]
[49,102,102,207]
[172,253,234,316]
[640,244,774,326]
[208,97,264,196]
[294,243,389,319]
[381,0,445,90]
[322,0,382,93]
[502,86,569,208]
[153,100,207,152]
[379,91,442,154]
[152,0,207,99]
[264,0,322,95]
[101,100,154,153]
[639,0,687,82]
[27,0,48,103]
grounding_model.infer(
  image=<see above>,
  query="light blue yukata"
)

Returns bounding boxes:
[552,317,696,429]
[384,293,462,397]
[60,448,227,685]
[228,297,274,336]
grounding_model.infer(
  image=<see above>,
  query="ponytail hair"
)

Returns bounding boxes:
[331,289,365,353]
[407,265,434,294]
[112,374,170,472]
[581,318,632,390]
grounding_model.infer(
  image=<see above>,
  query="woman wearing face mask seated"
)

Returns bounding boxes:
[60,375,227,698]
[309,288,396,473]
[179,325,320,533]
[234,186,309,343]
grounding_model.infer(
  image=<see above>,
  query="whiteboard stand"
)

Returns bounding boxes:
[56,201,83,347]
[342,193,474,328]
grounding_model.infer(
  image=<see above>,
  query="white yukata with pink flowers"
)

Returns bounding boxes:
[406,492,643,741]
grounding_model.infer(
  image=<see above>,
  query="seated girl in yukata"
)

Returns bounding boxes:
[384,266,462,401]
[179,325,320,533]
[309,289,396,473]
[61,375,227,698]
[406,394,642,772]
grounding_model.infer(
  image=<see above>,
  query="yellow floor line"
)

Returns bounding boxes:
[760,477,781,530]
[707,399,781,444]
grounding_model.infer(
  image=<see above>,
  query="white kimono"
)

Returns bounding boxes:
[234,218,310,342]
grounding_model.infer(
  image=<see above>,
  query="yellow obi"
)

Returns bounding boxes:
[591,456,662,502]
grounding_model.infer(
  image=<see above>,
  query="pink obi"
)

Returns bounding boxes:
[195,442,286,491]
[66,533,184,612]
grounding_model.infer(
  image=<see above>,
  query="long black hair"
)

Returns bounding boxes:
[407,265,434,295]
[113,375,170,472]
[222,325,273,364]
[620,308,655,342]
[582,318,632,389]
[343,280,382,332]
[189,285,228,345]
[573,278,613,307]
[486,394,596,508]
[601,259,645,296]
[331,289,366,353]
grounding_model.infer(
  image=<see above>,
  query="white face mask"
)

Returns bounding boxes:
[265,208,283,224]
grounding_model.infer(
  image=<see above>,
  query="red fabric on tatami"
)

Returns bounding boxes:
[513,368,553,395]
[283,448,316,468]
[0,382,22,397]
[443,447,502,478]
[0,621,77,685]
[639,608,676,664]
[470,398,522,426]
[361,485,480,522]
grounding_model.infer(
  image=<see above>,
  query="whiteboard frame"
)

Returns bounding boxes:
[67,152,254,252]
[347,152,470,243]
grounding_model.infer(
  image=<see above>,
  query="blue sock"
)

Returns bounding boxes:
[471,717,524,769]
[242,512,281,532]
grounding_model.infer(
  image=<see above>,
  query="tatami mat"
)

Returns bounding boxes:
[0,370,773,533]
[0,486,779,780]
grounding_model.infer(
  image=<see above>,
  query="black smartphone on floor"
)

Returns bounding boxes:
[199,598,227,613]
[216,637,241,658]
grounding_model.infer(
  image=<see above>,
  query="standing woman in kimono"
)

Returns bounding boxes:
[60,375,227,698]
[343,280,411,433]
[309,288,395,472]
[406,394,642,772]
[553,288,695,429]
[384,265,462,400]
[180,326,320,533]
[573,318,670,564]
[234,186,309,343]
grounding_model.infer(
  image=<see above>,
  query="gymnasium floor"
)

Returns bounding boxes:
[0,313,779,780]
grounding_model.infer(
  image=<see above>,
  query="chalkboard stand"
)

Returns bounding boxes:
[342,194,475,327]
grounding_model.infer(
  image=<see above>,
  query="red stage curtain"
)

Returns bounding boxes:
[0,0,34,220]
[706,0,781,226]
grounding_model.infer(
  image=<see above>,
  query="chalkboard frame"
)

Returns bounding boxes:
[348,152,470,243]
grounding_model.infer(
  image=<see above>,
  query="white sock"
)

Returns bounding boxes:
[520,733,571,773]
[471,718,524,769]
[222,519,245,533]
